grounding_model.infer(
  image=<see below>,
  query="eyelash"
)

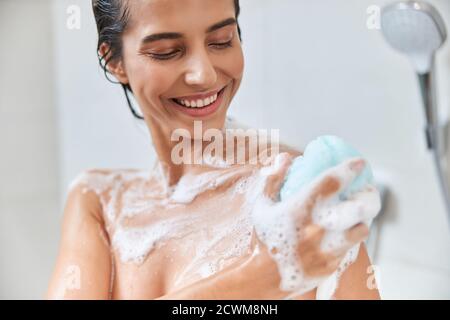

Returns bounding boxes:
[148,40,233,61]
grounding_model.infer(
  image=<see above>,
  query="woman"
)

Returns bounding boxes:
[47,0,381,299]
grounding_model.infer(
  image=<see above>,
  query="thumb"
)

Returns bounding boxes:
[262,152,294,201]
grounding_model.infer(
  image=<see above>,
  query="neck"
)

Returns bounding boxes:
[147,118,227,188]
[146,117,273,188]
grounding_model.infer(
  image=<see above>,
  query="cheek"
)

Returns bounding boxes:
[220,46,244,100]
[127,59,177,104]
[144,66,175,99]
[223,46,245,79]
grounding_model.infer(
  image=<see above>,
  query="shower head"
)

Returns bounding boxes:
[381,2,450,229]
[381,1,447,74]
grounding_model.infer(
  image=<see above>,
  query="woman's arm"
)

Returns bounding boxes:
[46,182,112,299]
[157,246,293,300]
[333,243,381,299]
[158,242,379,300]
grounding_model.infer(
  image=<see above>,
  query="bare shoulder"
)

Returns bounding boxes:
[61,169,111,236]
[65,168,145,222]
[69,168,139,190]
[68,167,146,194]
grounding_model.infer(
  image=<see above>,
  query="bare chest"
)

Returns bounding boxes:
[107,177,256,299]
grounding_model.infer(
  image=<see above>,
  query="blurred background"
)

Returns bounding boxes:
[1,0,449,299]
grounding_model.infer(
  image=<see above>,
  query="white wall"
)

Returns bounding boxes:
[232,0,450,299]
[0,0,60,299]
[52,0,156,197]
[1,0,449,299]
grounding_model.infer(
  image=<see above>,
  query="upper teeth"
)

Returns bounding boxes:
[175,92,219,108]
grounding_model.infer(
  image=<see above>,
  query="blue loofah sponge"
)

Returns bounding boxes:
[279,135,374,201]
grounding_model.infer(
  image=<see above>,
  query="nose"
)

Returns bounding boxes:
[184,48,217,90]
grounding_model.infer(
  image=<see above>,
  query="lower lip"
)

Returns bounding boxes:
[169,86,226,118]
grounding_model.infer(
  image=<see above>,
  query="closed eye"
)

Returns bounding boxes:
[147,50,181,61]
[146,40,233,61]
[209,40,233,49]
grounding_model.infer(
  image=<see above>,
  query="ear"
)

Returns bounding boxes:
[98,42,129,85]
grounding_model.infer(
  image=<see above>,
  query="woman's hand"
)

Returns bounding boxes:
[249,153,381,295]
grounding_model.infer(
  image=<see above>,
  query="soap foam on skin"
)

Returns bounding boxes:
[250,157,380,299]
[68,131,380,299]
[70,160,259,292]
[250,136,382,300]
[250,169,328,295]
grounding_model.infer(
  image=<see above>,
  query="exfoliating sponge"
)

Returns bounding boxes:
[279,135,374,201]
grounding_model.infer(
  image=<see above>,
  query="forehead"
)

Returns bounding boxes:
[127,0,236,33]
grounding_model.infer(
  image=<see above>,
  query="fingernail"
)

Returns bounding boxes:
[350,159,365,172]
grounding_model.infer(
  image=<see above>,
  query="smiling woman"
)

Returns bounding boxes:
[93,0,242,122]
[46,0,380,300]
[91,0,246,178]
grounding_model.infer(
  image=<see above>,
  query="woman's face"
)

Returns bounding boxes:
[114,0,244,137]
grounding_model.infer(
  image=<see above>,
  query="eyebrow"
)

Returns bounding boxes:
[140,17,237,45]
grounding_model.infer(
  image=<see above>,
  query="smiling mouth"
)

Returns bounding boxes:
[171,86,226,109]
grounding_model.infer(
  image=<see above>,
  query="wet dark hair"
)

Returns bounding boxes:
[92,0,242,120]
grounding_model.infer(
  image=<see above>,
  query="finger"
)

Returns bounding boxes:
[297,224,325,248]
[311,157,367,201]
[297,224,324,254]
[287,157,367,217]
[316,157,366,198]
[319,230,350,253]
[314,185,382,231]
[301,251,344,277]
[345,222,370,243]
[262,152,294,201]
